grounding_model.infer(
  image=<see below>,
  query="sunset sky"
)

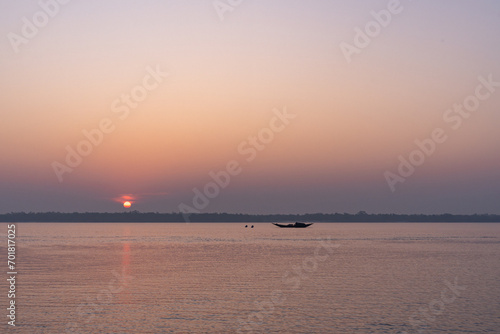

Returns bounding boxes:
[1,0,499,214]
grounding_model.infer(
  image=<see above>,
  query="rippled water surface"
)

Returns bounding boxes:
[1,222,499,333]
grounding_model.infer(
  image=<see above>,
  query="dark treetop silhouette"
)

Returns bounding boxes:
[1,211,499,222]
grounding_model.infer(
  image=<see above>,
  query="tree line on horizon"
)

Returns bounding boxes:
[0,211,499,222]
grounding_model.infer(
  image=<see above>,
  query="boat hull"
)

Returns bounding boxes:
[273,222,313,228]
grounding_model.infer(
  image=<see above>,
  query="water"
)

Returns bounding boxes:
[1,223,499,333]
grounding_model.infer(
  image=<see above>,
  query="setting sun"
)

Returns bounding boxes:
[123,201,132,208]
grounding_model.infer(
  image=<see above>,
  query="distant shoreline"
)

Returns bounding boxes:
[1,212,499,223]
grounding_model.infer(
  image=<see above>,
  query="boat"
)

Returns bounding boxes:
[272,222,313,228]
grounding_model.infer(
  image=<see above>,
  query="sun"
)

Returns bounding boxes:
[123,201,132,208]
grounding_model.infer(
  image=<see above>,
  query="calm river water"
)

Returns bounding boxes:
[1,222,499,333]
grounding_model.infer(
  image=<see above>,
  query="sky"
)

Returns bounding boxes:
[1,0,499,214]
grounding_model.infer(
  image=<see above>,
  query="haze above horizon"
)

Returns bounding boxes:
[1,0,499,214]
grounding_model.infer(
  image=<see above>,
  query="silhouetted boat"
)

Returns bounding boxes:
[273,222,313,228]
